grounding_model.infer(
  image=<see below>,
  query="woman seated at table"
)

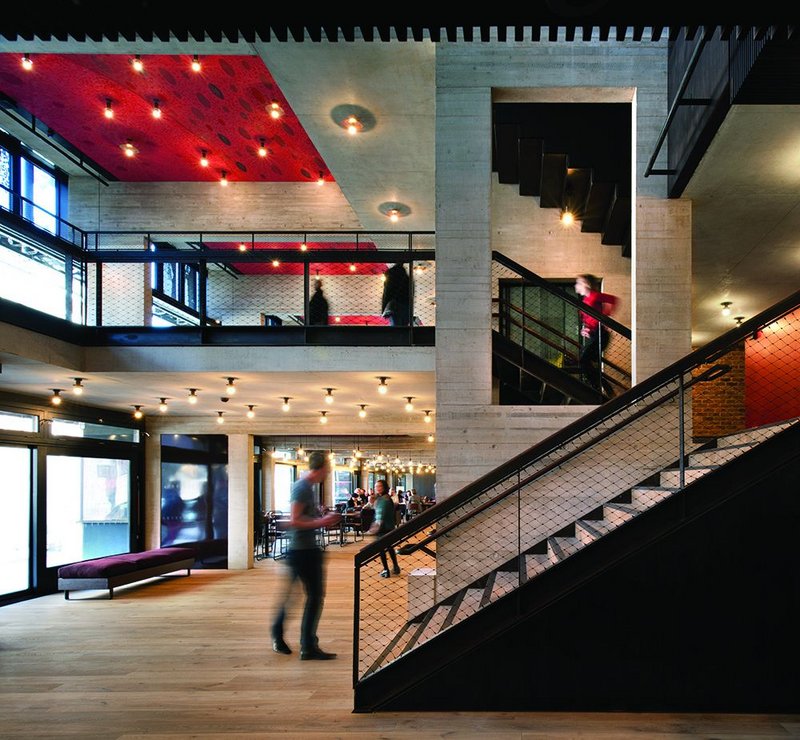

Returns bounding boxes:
[345,492,361,511]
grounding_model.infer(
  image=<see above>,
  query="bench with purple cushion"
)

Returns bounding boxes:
[57,546,196,600]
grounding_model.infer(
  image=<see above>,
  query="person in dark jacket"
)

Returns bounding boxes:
[381,263,410,326]
[309,281,329,325]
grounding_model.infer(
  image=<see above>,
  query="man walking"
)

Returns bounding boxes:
[271,450,341,660]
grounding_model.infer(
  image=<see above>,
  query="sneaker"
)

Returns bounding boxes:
[380,569,391,578]
[272,637,292,655]
[300,647,337,660]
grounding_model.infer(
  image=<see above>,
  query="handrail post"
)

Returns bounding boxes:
[678,373,686,489]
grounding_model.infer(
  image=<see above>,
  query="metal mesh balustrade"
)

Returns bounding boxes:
[491,252,631,401]
[353,290,800,684]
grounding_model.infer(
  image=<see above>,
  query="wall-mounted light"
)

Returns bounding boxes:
[404,396,415,412]
[257,138,268,157]
[72,378,85,396]
[376,376,390,394]
[720,301,732,316]
[187,388,199,404]
[191,54,201,72]
[132,405,144,419]
[220,170,228,186]
[358,404,367,418]
[225,377,238,395]
[104,99,114,119]
[246,405,256,419]
[319,410,328,424]
[199,150,209,167]
[268,101,284,119]
[281,397,291,412]
[50,389,63,406]
[423,409,432,423]
[131,55,144,73]
[151,99,162,119]
[21,54,33,71]
[216,411,225,424]
[324,388,335,404]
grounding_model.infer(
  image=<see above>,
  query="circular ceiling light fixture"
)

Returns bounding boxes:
[378,201,412,222]
[330,104,377,134]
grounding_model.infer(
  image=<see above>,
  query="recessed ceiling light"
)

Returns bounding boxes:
[131,55,144,73]
[268,101,284,119]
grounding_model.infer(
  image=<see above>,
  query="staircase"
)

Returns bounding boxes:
[493,111,632,257]
[353,287,800,713]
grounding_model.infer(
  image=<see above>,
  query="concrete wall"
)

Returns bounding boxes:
[434,38,691,500]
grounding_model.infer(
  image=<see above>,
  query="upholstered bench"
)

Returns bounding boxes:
[57,546,196,600]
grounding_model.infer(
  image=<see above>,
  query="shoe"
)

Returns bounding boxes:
[380,569,391,578]
[392,566,401,575]
[300,648,337,661]
[272,637,292,655]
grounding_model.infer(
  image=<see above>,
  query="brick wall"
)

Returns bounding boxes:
[691,343,746,439]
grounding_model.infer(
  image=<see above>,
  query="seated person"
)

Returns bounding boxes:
[407,489,422,517]
[345,493,360,511]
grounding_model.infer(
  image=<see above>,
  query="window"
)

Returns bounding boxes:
[21,157,57,234]
[0,146,11,212]
[334,469,353,505]
[0,446,32,596]
[50,418,139,443]
[0,410,38,433]
[273,463,295,513]
[150,244,203,326]
[45,455,131,567]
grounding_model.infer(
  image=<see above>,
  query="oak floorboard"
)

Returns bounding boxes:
[0,546,797,739]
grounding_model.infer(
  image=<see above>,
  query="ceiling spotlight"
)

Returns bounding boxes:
[72,378,85,396]
[220,170,228,186]
[151,99,162,119]
[378,202,411,222]
[216,411,225,424]
[423,409,432,423]
[343,115,362,135]
[268,101,284,119]
[324,388,335,404]
[328,450,336,461]
[319,410,328,424]
[187,388,199,404]
[191,54,201,72]
[317,172,325,186]
[297,444,304,457]
[272,258,280,267]
[257,138,268,157]
[131,55,144,73]
[238,243,248,252]
[389,209,400,223]
[300,241,308,251]
[21,54,33,71]
[132,405,144,419]
[349,263,357,272]
[199,150,209,167]
[405,396,415,412]
[734,316,745,325]
[560,209,575,226]
[122,140,138,158]
[376,376,390,394]
[104,99,114,119]
[358,404,367,418]
[246,405,256,419]
[158,398,168,413]
[50,389,63,406]
[281,397,291,412]
[427,434,435,443]
[720,301,732,316]
[225,377,238,395]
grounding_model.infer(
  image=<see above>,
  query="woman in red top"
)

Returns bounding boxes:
[575,274,618,396]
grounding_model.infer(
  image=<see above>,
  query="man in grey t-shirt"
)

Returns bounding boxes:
[271,451,341,660]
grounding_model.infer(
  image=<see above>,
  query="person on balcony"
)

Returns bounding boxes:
[575,273,618,396]
[309,281,329,325]
[381,262,411,326]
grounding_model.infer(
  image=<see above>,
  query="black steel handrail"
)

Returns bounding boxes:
[492,250,631,339]
[355,286,800,565]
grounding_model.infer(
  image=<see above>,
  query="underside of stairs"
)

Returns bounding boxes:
[492,102,632,257]
[354,417,800,712]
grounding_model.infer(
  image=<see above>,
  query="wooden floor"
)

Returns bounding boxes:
[1,546,798,739]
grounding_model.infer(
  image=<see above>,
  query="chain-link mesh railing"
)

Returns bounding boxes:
[491,251,631,402]
[354,290,800,683]
[24,229,435,330]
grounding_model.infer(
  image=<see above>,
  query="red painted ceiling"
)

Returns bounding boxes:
[0,53,330,183]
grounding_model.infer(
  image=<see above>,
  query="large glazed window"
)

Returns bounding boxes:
[45,456,131,568]
[0,446,32,596]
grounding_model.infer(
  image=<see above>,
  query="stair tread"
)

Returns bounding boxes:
[490,569,519,601]
[548,535,586,561]
[449,588,484,628]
